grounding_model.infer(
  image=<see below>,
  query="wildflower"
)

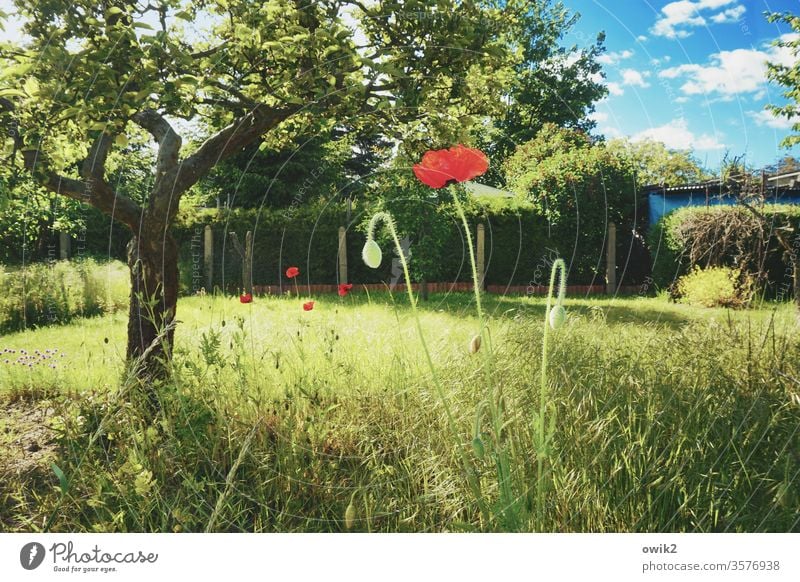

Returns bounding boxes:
[338,283,353,297]
[303,301,315,311]
[240,292,253,304]
[412,144,489,188]
[285,266,300,279]
[469,334,481,354]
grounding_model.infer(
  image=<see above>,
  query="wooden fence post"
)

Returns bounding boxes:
[229,231,253,295]
[338,226,348,284]
[204,225,213,292]
[244,230,253,296]
[58,232,70,260]
[606,221,616,294]
[477,223,485,290]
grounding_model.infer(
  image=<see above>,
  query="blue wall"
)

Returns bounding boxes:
[648,191,800,225]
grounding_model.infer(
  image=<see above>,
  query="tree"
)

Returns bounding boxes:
[0,0,518,381]
[504,124,637,283]
[766,11,800,147]
[475,0,608,186]
[605,138,708,187]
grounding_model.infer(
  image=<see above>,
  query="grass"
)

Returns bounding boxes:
[0,292,798,532]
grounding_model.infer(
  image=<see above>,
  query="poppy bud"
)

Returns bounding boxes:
[469,334,481,354]
[549,305,566,330]
[362,239,382,268]
[345,500,356,530]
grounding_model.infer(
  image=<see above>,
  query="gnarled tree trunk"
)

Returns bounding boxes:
[126,229,179,381]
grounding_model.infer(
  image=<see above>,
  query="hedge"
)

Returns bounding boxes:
[172,197,646,294]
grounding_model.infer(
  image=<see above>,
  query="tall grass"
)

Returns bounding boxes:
[0,259,128,334]
[0,295,798,532]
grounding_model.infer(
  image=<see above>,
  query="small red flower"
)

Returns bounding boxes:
[338,283,353,297]
[412,145,489,189]
[239,293,253,303]
[303,301,315,311]
[286,266,300,279]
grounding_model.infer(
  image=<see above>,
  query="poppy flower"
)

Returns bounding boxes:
[239,293,253,303]
[303,301,315,311]
[338,283,353,297]
[286,266,300,279]
[412,145,489,189]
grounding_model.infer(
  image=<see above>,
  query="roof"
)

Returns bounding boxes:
[464,181,514,198]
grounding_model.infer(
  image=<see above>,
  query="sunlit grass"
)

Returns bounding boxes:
[1,293,798,533]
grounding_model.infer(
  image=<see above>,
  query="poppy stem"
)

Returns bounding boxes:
[366,210,490,525]
[535,258,567,528]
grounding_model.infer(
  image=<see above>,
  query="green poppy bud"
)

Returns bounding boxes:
[362,239,382,268]
[549,305,566,330]
[469,334,481,354]
[345,500,356,530]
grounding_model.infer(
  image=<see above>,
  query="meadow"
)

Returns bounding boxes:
[1,292,798,532]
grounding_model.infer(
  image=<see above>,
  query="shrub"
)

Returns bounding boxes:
[676,266,753,308]
[648,204,800,295]
[0,259,128,334]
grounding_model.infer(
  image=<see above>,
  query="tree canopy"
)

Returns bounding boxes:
[766,11,800,147]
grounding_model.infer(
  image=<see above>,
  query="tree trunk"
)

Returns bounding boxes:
[126,230,179,383]
[420,278,429,301]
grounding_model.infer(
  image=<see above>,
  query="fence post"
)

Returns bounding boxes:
[58,232,70,260]
[338,226,348,284]
[204,225,213,292]
[244,230,253,296]
[477,223,485,290]
[606,221,616,294]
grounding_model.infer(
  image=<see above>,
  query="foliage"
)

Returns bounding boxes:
[676,266,753,308]
[605,138,709,186]
[0,258,128,334]
[504,124,639,282]
[765,11,800,147]
[648,204,800,293]
[474,0,608,186]
[1,295,798,532]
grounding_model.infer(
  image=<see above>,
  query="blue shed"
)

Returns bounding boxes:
[644,171,800,226]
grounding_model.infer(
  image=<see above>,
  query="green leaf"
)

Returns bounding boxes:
[51,463,68,495]
[174,11,193,22]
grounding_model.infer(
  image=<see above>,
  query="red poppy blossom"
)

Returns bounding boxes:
[286,266,300,278]
[412,145,489,189]
[239,293,253,303]
[303,301,315,311]
[338,283,353,297]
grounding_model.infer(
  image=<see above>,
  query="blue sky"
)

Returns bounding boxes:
[565,0,800,169]
[1,0,798,170]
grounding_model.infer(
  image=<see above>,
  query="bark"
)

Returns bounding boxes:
[126,229,179,384]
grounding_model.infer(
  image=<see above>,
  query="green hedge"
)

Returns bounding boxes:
[648,204,800,295]
[0,259,129,334]
[173,197,644,293]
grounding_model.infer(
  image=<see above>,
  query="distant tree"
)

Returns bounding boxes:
[475,0,608,186]
[765,11,800,147]
[606,138,708,187]
[767,155,800,175]
[504,124,637,282]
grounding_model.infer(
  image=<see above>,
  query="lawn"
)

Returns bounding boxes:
[1,293,798,532]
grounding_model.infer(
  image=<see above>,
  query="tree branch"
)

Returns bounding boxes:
[132,109,182,186]
[175,103,300,194]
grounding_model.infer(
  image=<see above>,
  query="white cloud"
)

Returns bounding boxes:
[637,35,648,43]
[597,49,634,66]
[632,118,725,150]
[589,110,609,123]
[659,36,798,97]
[750,110,799,130]
[651,0,744,39]
[607,82,624,96]
[710,5,745,23]
[621,68,651,88]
